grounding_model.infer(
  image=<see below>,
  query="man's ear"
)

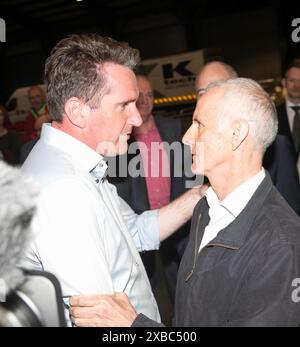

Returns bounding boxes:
[231,119,249,150]
[281,77,286,89]
[64,98,89,128]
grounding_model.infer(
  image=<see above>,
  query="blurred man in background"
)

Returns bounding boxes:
[22,86,51,144]
[277,61,300,170]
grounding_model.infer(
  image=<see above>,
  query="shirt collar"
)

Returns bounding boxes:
[205,168,265,219]
[221,168,265,217]
[40,123,107,179]
[204,187,220,209]
[286,99,300,109]
[209,172,273,249]
[31,104,47,118]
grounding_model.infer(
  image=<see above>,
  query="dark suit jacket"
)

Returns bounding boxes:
[109,115,187,213]
[277,102,299,157]
[264,135,300,215]
[20,138,39,165]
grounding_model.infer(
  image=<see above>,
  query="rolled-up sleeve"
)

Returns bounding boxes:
[118,196,160,252]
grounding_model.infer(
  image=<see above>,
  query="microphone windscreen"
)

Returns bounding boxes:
[0,161,39,292]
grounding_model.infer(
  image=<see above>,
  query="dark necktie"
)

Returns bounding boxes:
[291,106,300,153]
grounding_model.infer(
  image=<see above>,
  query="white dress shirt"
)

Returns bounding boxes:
[199,169,265,252]
[21,124,161,324]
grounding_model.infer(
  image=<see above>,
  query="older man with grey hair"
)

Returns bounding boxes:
[195,61,300,215]
[70,78,300,327]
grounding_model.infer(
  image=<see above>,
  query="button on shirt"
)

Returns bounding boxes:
[199,169,266,252]
[21,124,161,325]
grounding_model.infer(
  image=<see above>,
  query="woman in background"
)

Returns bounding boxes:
[0,105,21,165]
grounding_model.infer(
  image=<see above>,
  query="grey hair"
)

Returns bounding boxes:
[0,161,39,292]
[206,78,278,152]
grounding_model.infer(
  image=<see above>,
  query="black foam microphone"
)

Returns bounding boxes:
[0,160,39,297]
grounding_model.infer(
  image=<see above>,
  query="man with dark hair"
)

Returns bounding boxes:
[277,61,300,161]
[21,33,202,325]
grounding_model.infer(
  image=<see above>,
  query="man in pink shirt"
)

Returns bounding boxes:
[108,75,188,304]
[134,76,171,210]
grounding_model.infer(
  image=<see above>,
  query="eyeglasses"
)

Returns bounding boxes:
[286,78,300,84]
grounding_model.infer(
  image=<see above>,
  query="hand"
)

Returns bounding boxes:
[69,292,138,327]
[198,183,210,197]
[190,182,210,199]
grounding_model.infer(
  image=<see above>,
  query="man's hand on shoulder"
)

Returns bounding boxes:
[196,183,210,198]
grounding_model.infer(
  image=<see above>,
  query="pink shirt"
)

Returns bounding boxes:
[135,127,171,210]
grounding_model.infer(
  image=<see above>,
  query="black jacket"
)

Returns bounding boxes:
[264,135,300,215]
[133,173,300,327]
[277,102,299,157]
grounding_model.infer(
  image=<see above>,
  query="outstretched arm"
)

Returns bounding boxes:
[158,184,208,242]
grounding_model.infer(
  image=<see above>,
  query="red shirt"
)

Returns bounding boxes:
[135,127,171,210]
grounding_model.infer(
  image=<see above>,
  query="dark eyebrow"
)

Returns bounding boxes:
[119,98,137,106]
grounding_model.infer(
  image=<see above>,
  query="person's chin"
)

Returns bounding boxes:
[191,163,197,174]
[191,162,203,176]
[116,141,128,156]
[116,135,129,153]
[96,142,118,157]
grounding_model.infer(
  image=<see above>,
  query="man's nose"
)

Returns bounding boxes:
[182,125,194,146]
[130,105,143,127]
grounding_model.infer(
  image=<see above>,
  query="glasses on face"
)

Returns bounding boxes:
[286,78,300,84]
